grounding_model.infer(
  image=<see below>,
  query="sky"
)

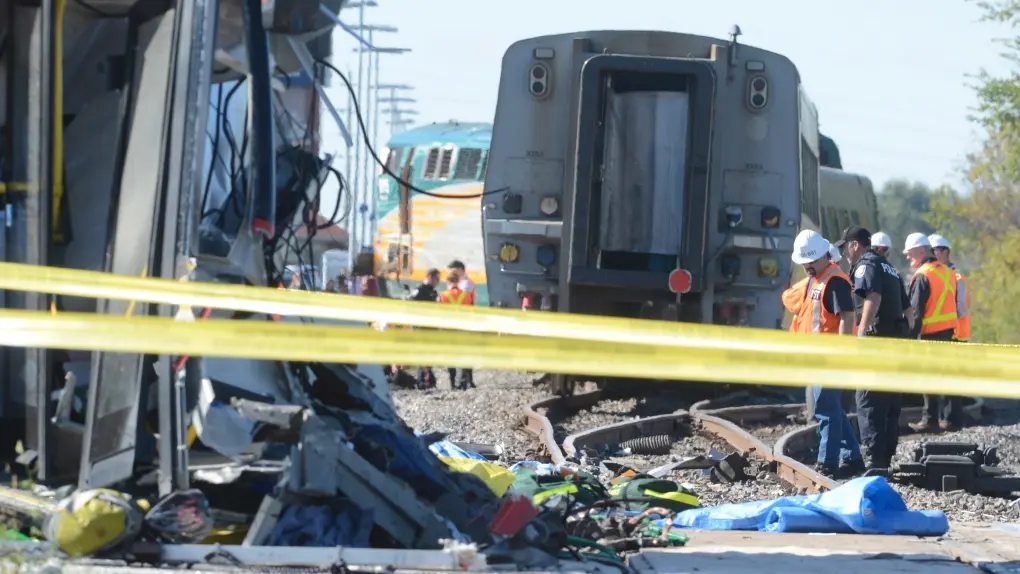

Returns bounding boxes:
[320,0,1014,196]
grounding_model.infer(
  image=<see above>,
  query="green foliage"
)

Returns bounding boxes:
[924,0,1020,342]
[876,180,937,270]
[929,128,1020,343]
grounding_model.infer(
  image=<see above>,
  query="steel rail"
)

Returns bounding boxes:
[521,391,840,493]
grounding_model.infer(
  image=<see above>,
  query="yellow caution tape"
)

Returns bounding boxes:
[2,308,1020,399]
[0,262,1016,362]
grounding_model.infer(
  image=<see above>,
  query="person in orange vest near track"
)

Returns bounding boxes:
[903,232,961,432]
[790,230,865,478]
[440,272,477,390]
[928,234,969,343]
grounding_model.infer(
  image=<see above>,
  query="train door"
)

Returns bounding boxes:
[395,147,415,277]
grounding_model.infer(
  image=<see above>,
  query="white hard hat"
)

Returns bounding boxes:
[928,234,951,250]
[791,230,831,264]
[829,243,842,264]
[870,231,892,248]
[903,232,931,253]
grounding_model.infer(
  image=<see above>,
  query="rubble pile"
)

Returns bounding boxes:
[0,367,721,569]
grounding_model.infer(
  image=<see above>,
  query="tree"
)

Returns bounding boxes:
[876,180,936,270]
[924,0,1020,342]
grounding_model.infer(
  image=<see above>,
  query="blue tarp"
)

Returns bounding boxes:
[671,476,948,536]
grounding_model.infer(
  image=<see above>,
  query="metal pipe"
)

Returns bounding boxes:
[243,0,276,238]
[31,0,57,481]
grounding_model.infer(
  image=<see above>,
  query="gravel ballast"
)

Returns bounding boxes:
[390,369,547,462]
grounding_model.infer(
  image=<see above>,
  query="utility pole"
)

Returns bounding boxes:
[348,27,409,249]
[343,0,376,259]
[378,107,418,134]
[376,84,415,135]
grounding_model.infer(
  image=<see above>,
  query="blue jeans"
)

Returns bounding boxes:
[813,386,862,468]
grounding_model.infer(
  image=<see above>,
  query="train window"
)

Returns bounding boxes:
[384,147,403,173]
[826,207,840,238]
[800,137,820,223]
[453,148,483,180]
[422,148,440,180]
[838,209,851,232]
[478,151,488,181]
[437,148,455,180]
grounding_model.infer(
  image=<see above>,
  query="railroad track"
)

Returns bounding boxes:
[523,389,987,495]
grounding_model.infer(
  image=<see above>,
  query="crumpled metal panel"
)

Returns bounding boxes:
[598,90,689,256]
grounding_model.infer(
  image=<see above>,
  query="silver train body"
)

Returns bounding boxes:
[482,30,821,329]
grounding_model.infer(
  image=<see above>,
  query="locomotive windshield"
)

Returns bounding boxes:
[598,74,690,272]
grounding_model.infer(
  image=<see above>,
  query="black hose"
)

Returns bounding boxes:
[619,434,673,455]
[242,0,275,239]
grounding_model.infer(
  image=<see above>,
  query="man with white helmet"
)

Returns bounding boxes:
[789,230,864,478]
[870,232,893,259]
[928,234,969,343]
[904,232,961,432]
[832,226,911,472]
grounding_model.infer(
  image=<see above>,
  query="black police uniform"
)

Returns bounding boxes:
[409,282,440,389]
[850,248,910,469]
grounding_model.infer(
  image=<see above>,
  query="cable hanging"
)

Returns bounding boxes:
[314,58,509,200]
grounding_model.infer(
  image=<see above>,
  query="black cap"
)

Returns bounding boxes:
[832,226,871,249]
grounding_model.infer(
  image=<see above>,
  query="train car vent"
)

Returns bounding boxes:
[422,148,440,180]
[438,148,455,180]
[478,152,488,181]
[453,148,483,180]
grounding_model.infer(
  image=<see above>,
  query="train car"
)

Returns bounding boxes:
[482,29,824,328]
[373,122,491,300]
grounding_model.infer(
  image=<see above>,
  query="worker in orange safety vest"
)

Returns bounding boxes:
[928,234,970,343]
[790,230,864,478]
[439,272,476,390]
[903,232,960,433]
[783,244,853,332]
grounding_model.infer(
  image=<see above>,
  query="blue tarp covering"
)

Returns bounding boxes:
[672,476,949,536]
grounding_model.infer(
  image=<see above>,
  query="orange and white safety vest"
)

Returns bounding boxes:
[791,263,852,335]
[911,261,959,336]
[782,277,811,333]
[951,264,970,341]
[440,287,475,306]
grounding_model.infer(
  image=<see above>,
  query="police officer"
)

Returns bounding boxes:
[832,226,910,472]
[870,231,893,259]
[903,233,961,432]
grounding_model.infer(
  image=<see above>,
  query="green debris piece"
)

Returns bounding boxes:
[639,525,689,545]
[1,528,32,541]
